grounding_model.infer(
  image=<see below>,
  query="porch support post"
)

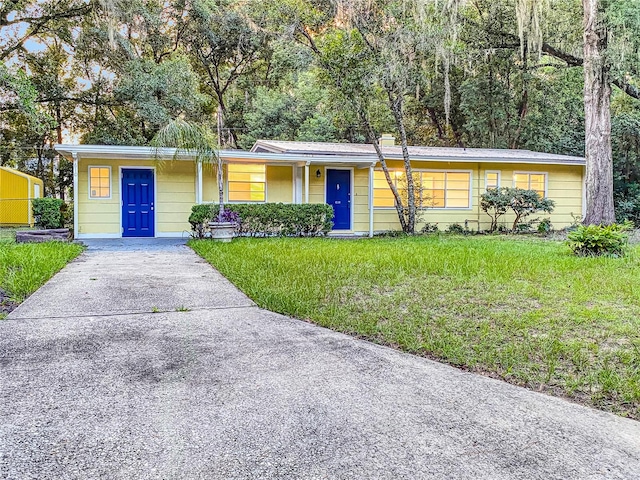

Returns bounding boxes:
[196,161,203,204]
[72,152,79,238]
[304,162,310,204]
[368,163,375,237]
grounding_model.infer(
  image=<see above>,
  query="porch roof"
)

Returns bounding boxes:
[54,144,378,167]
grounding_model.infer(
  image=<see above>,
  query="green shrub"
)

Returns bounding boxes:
[421,222,439,234]
[480,188,511,232]
[189,203,334,237]
[615,183,640,227]
[32,198,65,229]
[515,222,533,232]
[537,217,553,234]
[446,223,465,234]
[509,188,555,231]
[567,222,633,257]
[188,204,214,238]
[481,187,555,232]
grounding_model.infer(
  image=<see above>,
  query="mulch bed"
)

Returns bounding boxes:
[0,288,18,316]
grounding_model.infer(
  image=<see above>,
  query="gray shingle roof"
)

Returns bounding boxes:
[252,140,586,166]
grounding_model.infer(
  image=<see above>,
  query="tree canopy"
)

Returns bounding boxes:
[1,0,640,225]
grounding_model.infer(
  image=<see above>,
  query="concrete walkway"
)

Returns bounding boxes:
[1,240,639,479]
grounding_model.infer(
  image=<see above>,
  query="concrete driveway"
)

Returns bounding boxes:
[1,239,639,479]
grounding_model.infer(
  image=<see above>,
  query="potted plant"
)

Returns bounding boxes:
[152,118,238,241]
[208,209,239,242]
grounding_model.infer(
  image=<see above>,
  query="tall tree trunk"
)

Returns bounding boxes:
[214,90,239,149]
[388,91,416,233]
[362,117,408,232]
[427,107,445,141]
[56,103,63,200]
[583,0,615,225]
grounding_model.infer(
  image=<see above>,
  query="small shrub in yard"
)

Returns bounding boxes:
[537,217,553,234]
[567,222,633,257]
[481,187,555,232]
[509,188,555,231]
[189,203,333,237]
[480,188,511,232]
[420,222,439,234]
[32,198,65,229]
[446,223,465,234]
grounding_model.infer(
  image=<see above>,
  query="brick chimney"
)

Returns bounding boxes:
[378,134,396,147]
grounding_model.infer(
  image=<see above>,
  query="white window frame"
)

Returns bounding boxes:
[485,170,501,190]
[226,163,267,203]
[88,165,112,200]
[373,168,473,210]
[372,169,403,209]
[512,171,548,197]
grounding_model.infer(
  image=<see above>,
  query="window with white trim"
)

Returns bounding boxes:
[373,170,471,208]
[513,172,546,197]
[228,164,266,202]
[485,171,501,190]
[89,166,111,199]
[373,170,403,207]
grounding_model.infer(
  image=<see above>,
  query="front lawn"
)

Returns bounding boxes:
[0,239,84,318]
[191,236,640,419]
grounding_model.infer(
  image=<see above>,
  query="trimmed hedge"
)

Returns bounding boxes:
[189,203,334,237]
[32,198,65,229]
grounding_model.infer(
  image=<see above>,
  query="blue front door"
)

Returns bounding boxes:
[326,169,351,230]
[122,169,154,237]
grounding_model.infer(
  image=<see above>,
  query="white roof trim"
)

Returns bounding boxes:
[54,144,377,166]
[55,143,586,167]
[252,140,586,166]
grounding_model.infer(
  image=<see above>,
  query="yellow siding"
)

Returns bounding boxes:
[202,163,220,203]
[75,156,584,237]
[307,166,324,205]
[353,169,370,232]
[355,161,583,232]
[267,166,293,203]
[0,166,43,226]
[77,159,195,236]
[277,161,583,232]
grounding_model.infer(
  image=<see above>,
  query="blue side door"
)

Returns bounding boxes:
[122,169,154,237]
[326,169,351,230]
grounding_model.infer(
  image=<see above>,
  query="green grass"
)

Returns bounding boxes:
[0,240,84,316]
[190,235,640,419]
